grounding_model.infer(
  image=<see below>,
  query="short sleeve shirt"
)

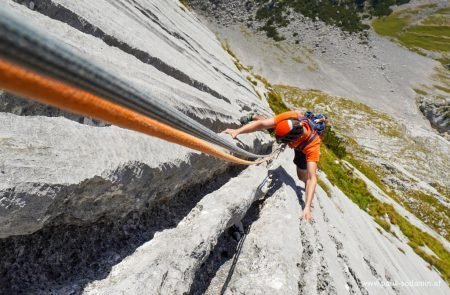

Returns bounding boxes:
[274,111,321,162]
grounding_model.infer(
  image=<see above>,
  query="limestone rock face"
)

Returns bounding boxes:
[0,1,449,294]
[0,0,273,238]
[417,94,450,136]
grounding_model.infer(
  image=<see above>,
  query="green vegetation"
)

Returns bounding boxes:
[319,147,373,210]
[431,182,450,200]
[247,76,258,86]
[179,0,190,10]
[408,25,450,38]
[254,0,411,40]
[372,5,450,66]
[267,89,290,114]
[221,41,266,100]
[370,0,412,16]
[372,13,410,36]
[422,15,450,26]
[398,32,450,52]
[347,156,389,194]
[317,177,332,197]
[435,84,450,94]
[274,85,402,138]
[437,7,450,15]
[271,83,450,281]
[221,41,253,73]
[322,126,347,158]
[413,88,428,95]
[404,190,450,240]
[319,145,450,282]
[277,83,448,241]
[252,74,271,88]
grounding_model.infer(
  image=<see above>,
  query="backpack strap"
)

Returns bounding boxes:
[294,116,318,152]
[295,131,318,152]
[298,116,316,132]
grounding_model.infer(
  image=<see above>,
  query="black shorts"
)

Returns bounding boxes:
[293,149,307,170]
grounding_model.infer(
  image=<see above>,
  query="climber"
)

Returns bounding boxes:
[224,111,327,222]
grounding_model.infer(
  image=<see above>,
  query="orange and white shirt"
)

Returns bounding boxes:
[274,111,321,162]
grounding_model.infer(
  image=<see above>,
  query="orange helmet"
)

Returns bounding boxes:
[275,119,303,144]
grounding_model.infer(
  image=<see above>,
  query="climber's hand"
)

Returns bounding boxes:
[303,206,313,222]
[314,117,327,124]
[223,128,239,139]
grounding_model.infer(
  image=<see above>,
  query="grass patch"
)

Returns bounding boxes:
[267,89,290,114]
[347,156,387,193]
[398,32,450,52]
[430,182,450,200]
[292,56,305,64]
[247,76,258,86]
[274,85,402,138]
[436,7,450,15]
[252,74,271,88]
[319,146,450,282]
[413,88,428,95]
[372,5,450,66]
[222,41,238,60]
[375,216,392,232]
[322,126,347,158]
[435,84,450,94]
[179,0,190,10]
[317,177,332,198]
[405,190,450,240]
[408,25,450,38]
[422,15,450,26]
[221,41,254,73]
[319,147,373,210]
[372,13,409,36]
[271,84,449,253]
[349,150,449,239]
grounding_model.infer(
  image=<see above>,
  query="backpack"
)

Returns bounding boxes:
[304,111,327,135]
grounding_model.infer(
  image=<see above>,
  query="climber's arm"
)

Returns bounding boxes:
[303,161,318,222]
[223,118,275,139]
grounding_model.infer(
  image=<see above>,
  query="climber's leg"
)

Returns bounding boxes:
[294,150,308,184]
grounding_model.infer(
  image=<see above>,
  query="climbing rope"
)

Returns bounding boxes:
[0,7,271,160]
[0,59,278,165]
[0,7,279,165]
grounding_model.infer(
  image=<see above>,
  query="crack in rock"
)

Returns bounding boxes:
[18,0,233,104]
[0,165,245,294]
[0,91,108,126]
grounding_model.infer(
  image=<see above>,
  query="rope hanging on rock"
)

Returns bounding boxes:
[0,58,278,165]
[0,6,272,160]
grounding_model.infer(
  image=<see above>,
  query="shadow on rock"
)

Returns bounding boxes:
[189,165,304,294]
[0,165,244,294]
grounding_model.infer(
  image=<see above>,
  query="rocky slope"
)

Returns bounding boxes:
[0,0,449,294]
[188,0,449,242]
[188,0,449,136]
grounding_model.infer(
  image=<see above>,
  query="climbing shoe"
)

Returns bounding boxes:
[239,113,254,125]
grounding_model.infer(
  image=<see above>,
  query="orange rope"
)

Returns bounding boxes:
[0,59,272,165]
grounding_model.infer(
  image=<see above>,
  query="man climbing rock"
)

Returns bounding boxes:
[224,111,327,222]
